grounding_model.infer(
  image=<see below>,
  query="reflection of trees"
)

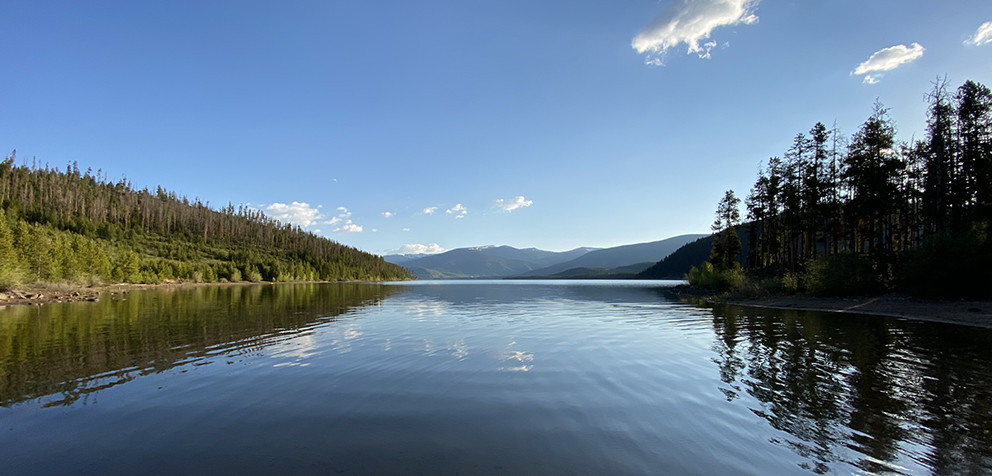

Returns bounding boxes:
[710,304,992,474]
[0,283,397,407]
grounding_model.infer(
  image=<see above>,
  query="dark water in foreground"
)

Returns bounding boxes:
[1,281,991,475]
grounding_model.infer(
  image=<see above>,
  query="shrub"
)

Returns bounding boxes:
[687,261,748,292]
[782,272,802,293]
[803,254,883,296]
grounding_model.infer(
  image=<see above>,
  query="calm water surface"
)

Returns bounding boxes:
[1,281,991,475]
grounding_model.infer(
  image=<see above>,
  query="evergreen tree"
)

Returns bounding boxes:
[0,209,17,285]
[711,190,743,271]
[806,122,830,259]
[955,80,992,225]
[924,77,956,233]
[842,101,903,260]
[745,158,782,270]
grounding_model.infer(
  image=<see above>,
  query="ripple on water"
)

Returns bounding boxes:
[2,281,992,475]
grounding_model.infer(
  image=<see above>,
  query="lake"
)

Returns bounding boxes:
[1,280,991,475]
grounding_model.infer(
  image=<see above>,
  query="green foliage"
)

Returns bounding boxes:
[0,155,413,286]
[802,254,883,296]
[686,261,748,292]
[0,209,20,288]
[726,79,992,298]
[710,190,743,271]
[638,235,714,279]
[781,272,802,293]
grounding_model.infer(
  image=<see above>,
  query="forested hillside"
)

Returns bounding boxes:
[692,78,992,297]
[0,156,412,287]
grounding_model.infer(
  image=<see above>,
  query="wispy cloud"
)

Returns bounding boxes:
[317,206,363,233]
[852,43,924,84]
[965,21,992,46]
[446,203,468,219]
[422,206,439,215]
[395,243,445,255]
[264,201,323,227]
[381,211,394,218]
[494,196,533,212]
[323,206,350,225]
[631,0,758,65]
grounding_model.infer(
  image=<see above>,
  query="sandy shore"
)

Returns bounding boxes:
[722,294,992,329]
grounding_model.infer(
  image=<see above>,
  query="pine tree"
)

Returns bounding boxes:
[924,77,956,233]
[711,190,743,271]
[843,101,902,259]
[955,80,992,225]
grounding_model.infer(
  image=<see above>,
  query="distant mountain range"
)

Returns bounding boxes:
[385,234,706,279]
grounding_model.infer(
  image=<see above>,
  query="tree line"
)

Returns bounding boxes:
[698,78,991,297]
[0,156,413,287]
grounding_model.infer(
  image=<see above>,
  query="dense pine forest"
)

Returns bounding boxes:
[0,156,413,287]
[689,78,991,298]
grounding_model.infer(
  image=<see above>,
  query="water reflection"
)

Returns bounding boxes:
[392,279,680,306]
[498,341,534,372]
[0,283,398,407]
[3,280,991,474]
[709,303,992,474]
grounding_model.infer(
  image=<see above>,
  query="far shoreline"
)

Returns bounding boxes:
[0,279,405,308]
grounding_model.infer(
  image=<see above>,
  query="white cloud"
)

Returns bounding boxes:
[966,21,992,46]
[323,206,352,225]
[381,211,394,218]
[422,206,439,215]
[396,243,446,255]
[446,203,468,219]
[334,220,363,233]
[852,43,924,83]
[402,228,411,232]
[494,196,534,212]
[264,201,323,227]
[631,0,758,64]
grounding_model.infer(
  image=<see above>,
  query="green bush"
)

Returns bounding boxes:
[687,261,748,292]
[802,254,884,296]
[782,272,802,293]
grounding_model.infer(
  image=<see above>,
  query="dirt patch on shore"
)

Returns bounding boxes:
[0,281,263,307]
[725,294,992,329]
[0,286,102,306]
[0,280,375,308]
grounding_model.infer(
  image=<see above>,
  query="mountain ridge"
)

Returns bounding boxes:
[386,235,705,280]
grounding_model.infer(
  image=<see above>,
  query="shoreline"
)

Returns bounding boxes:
[0,280,389,307]
[664,285,992,329]
[713,292,992,329]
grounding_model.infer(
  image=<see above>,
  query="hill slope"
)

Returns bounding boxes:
[637,226,750,279]
[521,234,707,277]
[397,245,596,279]
[0,157,412,286]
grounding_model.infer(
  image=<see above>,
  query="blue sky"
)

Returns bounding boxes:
[3,1,990,255]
